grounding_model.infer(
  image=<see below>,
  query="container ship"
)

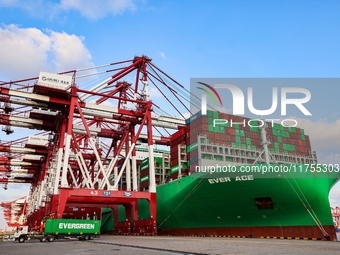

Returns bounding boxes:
[104,110,339,240]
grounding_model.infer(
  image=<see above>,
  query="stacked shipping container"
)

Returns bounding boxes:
[139,157,170,190]
[185,110,313,166]
[169,127,189,179]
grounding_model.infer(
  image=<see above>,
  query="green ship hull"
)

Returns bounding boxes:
[143,164,339,240]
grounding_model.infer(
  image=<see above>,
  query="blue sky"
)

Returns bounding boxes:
[0,0,340,229]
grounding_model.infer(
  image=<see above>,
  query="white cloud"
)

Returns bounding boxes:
[325,153,340,165]
[159,51,167,60]
[60,0,137,19]
[290,117,340,151]
[0,0,17,6]
[0,24,93,80]
[0,0,138,20]
[49,31,92,71]
[148,87,162,98]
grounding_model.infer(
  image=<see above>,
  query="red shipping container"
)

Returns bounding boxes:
[170,172,179,180]
[140,181,149,190]
[202,124,208,131]
[140,170,149,177]
[201,116,208,124]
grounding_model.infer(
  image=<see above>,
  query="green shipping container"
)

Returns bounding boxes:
[214,155,223,161]
[141,158,149,166]
[44,219,101,235]
[155,157,163,164]
[204,154,212,160]
[273,123,281,130]
[187,142,198,153]
[288,127,296,133]
[225,157,233,162]
[235,136,241,143]
[170,163,188,174]
[140,164,149,171]
[140,175,149,183]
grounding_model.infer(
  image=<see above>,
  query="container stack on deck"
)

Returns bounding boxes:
[139,156,171,190]
[182,110,314,171]
[169,127,189,179]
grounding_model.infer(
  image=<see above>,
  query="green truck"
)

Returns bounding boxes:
[14,219,101,243]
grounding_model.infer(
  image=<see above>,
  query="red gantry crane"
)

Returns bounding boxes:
[0,196,27,228]
[0,56,193,234]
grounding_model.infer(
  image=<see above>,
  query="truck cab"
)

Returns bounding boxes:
[14,226,29,243]
[14,225,48,243]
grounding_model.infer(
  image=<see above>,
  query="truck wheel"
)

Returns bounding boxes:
[48,236,55,242]
[84,235,89,241]
[18,237,25,243]
[40,236,47,242]
[89,236,94,240]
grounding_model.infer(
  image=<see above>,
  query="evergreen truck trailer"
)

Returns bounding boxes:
[14,219,101,243]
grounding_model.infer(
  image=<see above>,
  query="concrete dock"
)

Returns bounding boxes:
[1,235,339,255]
